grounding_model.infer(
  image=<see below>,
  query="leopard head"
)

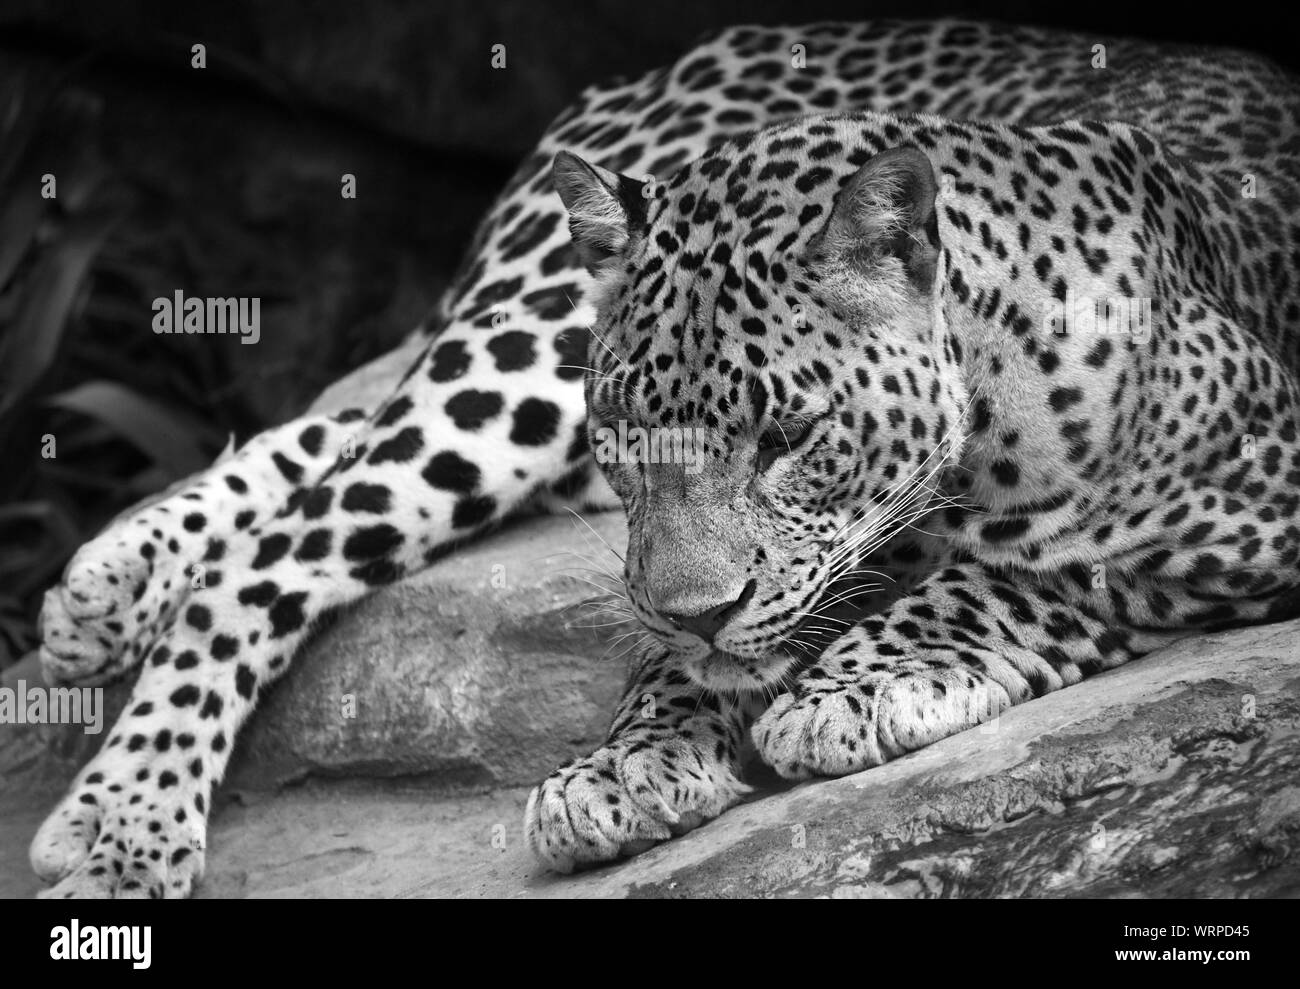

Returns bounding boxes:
[555,127,966,692]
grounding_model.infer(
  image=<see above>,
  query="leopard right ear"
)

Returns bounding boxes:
[810,145,940,293]
[552,151,647,274]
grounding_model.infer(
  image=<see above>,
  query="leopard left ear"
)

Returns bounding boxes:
[811,145,941,292]
[552,151,648,275]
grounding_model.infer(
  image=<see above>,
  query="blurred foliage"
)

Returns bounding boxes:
[0,66,235,666]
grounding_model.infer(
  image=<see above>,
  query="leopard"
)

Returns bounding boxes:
[29,18,1300,895]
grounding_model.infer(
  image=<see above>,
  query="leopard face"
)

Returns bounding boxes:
[556,137,967,692]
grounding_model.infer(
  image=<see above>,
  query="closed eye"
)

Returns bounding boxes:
[755,418,817,472]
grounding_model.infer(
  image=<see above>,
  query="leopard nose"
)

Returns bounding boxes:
[661,579,757,643]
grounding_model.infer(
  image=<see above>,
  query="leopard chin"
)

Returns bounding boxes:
[677,645,803,694]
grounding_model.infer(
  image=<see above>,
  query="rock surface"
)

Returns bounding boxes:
[3,559,1297,896]
[149,613,1300,897]
[166,611,1300,899]
[229,511,631,790]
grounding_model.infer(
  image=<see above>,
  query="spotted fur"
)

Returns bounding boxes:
[32,20,1300,893]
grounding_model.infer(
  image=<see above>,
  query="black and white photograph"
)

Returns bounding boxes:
[0,0,1296,941]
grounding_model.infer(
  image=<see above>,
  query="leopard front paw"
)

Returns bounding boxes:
[754,663,1013,779]
[39,525,196,686]
[753,688,891,779]
[30,751,208,899]
[525,738,748,874]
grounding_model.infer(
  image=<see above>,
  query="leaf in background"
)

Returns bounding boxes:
[0,499,79,597]
[44,379,220,479]
[0,184,43,291]
[0,205,126,418]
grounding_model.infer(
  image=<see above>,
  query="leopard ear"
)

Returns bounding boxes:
[553,151,647,274]
[812,146,940,292]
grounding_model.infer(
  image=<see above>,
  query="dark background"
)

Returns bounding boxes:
[1,0,1297,666]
